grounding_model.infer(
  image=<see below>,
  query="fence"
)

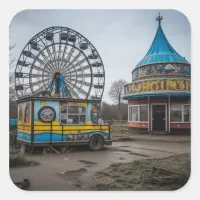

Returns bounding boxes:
[103,120,129,139]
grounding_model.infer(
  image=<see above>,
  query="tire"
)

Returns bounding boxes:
[89,134,104,151]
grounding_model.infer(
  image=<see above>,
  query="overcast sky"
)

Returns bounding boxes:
[9,10,190,103]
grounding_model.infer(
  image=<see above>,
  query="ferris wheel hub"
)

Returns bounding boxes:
[54,72,61,80]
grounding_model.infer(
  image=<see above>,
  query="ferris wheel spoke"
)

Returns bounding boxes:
[33,81,51,94]
[59,43,68,71]
[34,57,48,68]
[64,73,92,78]
[30,77,52,87]
[33,81,50,94]
[69,79,91,87]
[66,81,88,97]
[62,81,72,98]
[41,78,51,88]
[26,73,50,78]
[68,65,90,74]
[57,42,62,71]
[64,81,80,99]
[32,41,56,72]
[39,51,55,72]
[52,40,59,70]
[62,64,77,77]
[32,65,50,74]
[62,63,79,75]
[65,52,82,69]
[18,83,30,89]
[17,72,47,78]
[60,47,74,71]
[63,58,87,74]
[38,35,57,70]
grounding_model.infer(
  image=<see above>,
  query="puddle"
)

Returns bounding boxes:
[57,168,88,188]
[78,160,98,165]
[110,148,132,153]
[57,168,87,178]
[129,152,150,157]
[130,147,177,154]
[110,147,150,157]
[118,146,130,147]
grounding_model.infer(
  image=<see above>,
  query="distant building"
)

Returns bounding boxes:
[9,101,17,129]
[123,14,191,134]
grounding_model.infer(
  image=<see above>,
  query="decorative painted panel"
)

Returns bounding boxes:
[124,79,190,96]
[17,101,32,142]
[17,101,31,126]
[132,63,191,80]
[38,106,56,122]
[91,103,100,124]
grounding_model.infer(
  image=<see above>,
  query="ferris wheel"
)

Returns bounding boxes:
[15,26,105,99]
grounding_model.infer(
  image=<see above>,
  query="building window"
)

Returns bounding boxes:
[170,104,182,122]
[140,105,148,121]
[60,105,86,125]
[128,105,148,122]
[183,105,191,122]
[170,104,191,122]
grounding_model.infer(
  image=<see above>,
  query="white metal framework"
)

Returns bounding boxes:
[15,26,105,100]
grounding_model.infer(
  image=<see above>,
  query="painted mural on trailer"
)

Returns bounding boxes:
[38,106,56,122]
[124,79,190,96]
[17,100,109,143]
[17,101,32,142]
[18,101,31,125]
[91,103,100,124]
[132,63,191,80]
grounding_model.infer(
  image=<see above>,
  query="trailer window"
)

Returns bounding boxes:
[60,105,86,125]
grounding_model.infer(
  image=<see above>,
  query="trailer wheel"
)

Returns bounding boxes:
[89,134,104,151]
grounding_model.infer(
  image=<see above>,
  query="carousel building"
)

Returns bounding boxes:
[123,14,191,134]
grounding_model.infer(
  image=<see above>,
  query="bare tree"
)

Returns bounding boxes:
[100,101,117,120]
[9,44,16,100]
[100,101,128,121]
[108,79,128,120]
[9,44,16,67]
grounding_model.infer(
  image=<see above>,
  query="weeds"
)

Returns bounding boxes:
[9,154,39,168]
[94,154,190,191]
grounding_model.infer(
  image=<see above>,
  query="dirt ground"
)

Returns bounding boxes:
[9,135,190,191]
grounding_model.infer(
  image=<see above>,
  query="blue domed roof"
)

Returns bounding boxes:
[136,22,190,68]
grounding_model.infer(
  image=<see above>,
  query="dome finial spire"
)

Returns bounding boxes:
[156,13,163,25]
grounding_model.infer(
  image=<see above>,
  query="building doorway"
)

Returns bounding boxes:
[152,105,166,131]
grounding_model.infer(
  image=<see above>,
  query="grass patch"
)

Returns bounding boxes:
[10,154,39,168]
[93,154,190,191]
[96,183,119,191]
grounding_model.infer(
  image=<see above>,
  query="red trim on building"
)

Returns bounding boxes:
[128,122,148,128]
[128,99,148,105]
[170,123,190,129]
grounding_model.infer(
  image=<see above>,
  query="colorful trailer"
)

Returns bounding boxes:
[17,97,112,150]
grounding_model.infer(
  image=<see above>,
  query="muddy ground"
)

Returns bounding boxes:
[9,136,190,191]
